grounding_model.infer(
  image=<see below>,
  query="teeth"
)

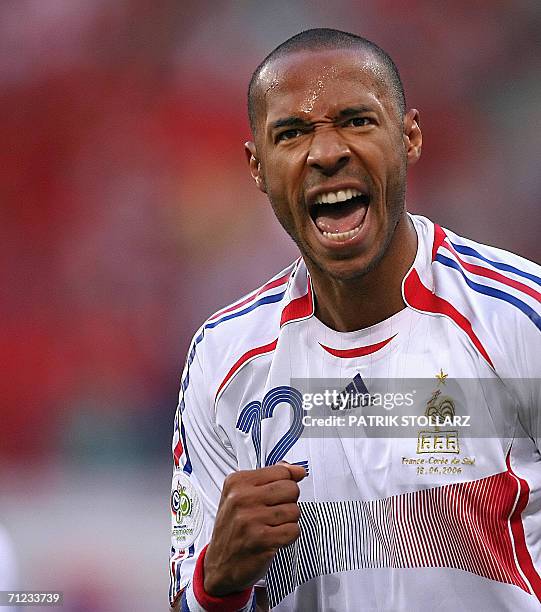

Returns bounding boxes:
[314,188,362,205]
[322,224,362,242]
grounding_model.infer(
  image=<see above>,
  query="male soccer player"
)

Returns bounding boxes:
[169,29,541,611]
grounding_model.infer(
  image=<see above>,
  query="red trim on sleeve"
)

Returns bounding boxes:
[432,223,447,261]
[173,440,183,467]
[215,339,278,401]
[506,452,541,601]
[280,276,314,326]
[192,545,253,612]
[208,272,291,321]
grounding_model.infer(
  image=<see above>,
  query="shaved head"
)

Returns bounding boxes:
[248,28,406,136]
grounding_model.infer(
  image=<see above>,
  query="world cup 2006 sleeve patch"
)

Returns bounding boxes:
[170,469,204,549]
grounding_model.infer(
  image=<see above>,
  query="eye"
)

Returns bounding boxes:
[344,117,373,128]
[276,128,303,142]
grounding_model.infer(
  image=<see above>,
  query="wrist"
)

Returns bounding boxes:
[203,545,231,597]
[190,545,253,612]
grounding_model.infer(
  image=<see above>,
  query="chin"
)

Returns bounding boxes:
[324,258,378,281]
[306,248,384,282]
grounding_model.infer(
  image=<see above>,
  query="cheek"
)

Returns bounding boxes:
[265,155,304,207]
[264,175,294,224]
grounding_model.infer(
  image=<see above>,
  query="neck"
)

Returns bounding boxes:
[308,214,417,332]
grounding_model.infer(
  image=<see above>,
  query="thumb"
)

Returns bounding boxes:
[277,461,306,482]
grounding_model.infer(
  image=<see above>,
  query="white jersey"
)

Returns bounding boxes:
[169,214,541,611]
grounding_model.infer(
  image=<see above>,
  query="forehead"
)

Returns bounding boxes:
[258,48,392,126]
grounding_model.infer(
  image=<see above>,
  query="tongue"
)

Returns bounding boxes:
[314,199,368,234]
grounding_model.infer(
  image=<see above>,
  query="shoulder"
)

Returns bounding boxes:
[181,259,303,397]
[201,259,299,348]
[441,224,541,286]
[425,216,541,376]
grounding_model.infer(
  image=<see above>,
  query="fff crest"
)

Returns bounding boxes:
[417,380,460,454]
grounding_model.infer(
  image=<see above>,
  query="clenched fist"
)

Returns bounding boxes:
[203,463,306,596]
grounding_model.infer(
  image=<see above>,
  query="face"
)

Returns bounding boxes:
[246,48,422,281]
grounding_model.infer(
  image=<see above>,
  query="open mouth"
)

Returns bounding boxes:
[309,188,370,243]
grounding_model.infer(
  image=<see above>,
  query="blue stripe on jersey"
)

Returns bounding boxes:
[204,291,286,329]
[435,253,541,332]
[176,563,182,603]
[180,589,191,612]
[450,241,541,287]
[177,330,206,474]
[178,329,206,412]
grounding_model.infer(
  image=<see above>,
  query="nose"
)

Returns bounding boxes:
[307,129,351,175]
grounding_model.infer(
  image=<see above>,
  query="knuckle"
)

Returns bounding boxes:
[273,503,300,524]
[272,506,285,523]
[284,480,300,501]
[284,523,301,543]
[234,507,251,527]
[264,481,275,497]
[254,525,274,550]
[225,486,245,508]
[268,481,282,497]
[223,472,238,491]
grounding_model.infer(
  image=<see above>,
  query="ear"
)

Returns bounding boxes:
[403,109,422,166]
[244,141,266,193]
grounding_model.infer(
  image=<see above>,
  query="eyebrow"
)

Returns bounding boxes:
[269,105,376,131]
[335,105,375,120]
[270,116,311,131]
